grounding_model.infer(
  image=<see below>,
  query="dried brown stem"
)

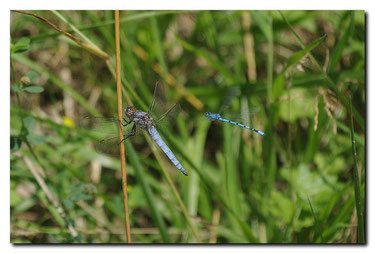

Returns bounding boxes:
[12,10,109,60]
[114,10,131,243]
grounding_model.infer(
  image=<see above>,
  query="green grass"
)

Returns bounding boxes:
[10,10,365,243]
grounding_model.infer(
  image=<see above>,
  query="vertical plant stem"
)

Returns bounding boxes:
[115,10,131,243]
[349,96,364,243]
[267,16,273,103]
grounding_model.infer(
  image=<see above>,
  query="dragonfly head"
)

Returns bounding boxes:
[125,106,137,119]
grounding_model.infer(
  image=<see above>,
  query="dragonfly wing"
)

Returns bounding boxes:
[218,86,241,113]
[94,136,121,155]
[80,116,128,134]
[154,103,181,132]
[94,125,137,155]
[221,107,260,123]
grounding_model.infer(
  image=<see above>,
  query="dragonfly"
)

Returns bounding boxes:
[204,86,265,136]
[82,85,188,176]
[205,111,265,136]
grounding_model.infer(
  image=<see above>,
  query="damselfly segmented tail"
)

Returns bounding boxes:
[148,126,188,176]
[205,112,265,136]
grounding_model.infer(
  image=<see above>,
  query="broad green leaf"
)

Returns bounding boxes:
[11,37,30,54]
[26,133,45,145]
[268,190,296,225]
[23,116,36,132]
[279,88,315,122]
[63,198,74,210]
[11,85,23,93]
[26,71,38,82]
[24,86,44,93]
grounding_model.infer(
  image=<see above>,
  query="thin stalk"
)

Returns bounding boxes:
[12,10,109,60]
[349,96,364,243]
[115,10,131,243]
[267,16,273,103]
[51,10,97,47]
[307,195,324,243]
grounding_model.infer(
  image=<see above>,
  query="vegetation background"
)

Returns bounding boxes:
[10,10,365,243]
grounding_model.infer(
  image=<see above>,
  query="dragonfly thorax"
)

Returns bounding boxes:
[134,111,155,129]
[205,112,221,120]
[125,106,155,129]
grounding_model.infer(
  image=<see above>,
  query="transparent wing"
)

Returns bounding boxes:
[94,136,121,155]
[221,107,260,122]
[145,82,181,130]
[218,86,241,114]
[93,125,138,155]
[79,116,124,134]
[154,103,181,132]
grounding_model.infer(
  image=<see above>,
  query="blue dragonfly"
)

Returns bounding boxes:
[204,111,265,136]
[82,85,188,176]
[204,87,265,136]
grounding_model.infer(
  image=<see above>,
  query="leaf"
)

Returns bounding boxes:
[26,134,45,145]
[63,198,74,210]
[11,85,23,93]
[11,37,30,54]
[327,11,354,73]
[286,34,326,69]
[23,86,44,93]
[23,116,36,132]
[26,71,38,83]
[272,35,326,99]
[250,10,272,40]
[10,136,22,152]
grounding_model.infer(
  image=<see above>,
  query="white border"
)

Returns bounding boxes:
[2,0,373,252]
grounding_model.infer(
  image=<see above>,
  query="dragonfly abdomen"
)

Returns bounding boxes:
[218,116,265,136]
[148,127,188,176]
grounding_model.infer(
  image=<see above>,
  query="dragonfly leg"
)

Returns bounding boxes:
[119,124,137,144]
[119,118,132,127]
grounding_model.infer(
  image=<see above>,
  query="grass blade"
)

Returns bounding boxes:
[125,141,171,243]
[327,11,354,73]
[349,96,365,243]
[307,195,324,243]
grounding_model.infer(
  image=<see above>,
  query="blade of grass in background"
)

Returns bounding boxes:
[349,96,365,243]
[307,195,324,243]
[125,141,171,243]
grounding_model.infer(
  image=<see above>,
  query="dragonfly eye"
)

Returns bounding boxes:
[125,106,136,118]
